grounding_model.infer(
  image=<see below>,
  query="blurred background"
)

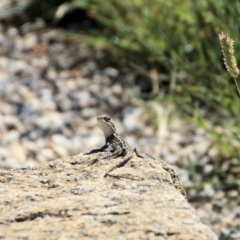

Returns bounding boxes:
[0,0,240,239]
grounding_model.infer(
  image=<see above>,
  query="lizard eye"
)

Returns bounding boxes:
[103,116,111,121]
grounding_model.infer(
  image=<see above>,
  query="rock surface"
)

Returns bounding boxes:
[0,152,217,240]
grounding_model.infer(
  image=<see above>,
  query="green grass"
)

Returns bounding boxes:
[73,0,240,108]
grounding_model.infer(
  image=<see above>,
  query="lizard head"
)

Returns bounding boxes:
[97,116,116,137]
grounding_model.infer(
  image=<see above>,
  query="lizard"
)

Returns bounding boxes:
[84,116,144,175]
[85,116,187,198]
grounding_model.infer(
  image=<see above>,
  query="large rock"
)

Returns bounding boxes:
[0,152,217,240]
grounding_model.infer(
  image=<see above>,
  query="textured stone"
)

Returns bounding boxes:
[0,153,217,240]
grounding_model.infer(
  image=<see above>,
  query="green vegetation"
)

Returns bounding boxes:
[3,0,240,189]
[74,0,240,163]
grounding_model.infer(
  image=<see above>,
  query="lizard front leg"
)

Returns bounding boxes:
[84,142,110,155]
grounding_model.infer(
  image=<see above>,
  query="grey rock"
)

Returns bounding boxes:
[103,67,119,78]
[0,153,218,240]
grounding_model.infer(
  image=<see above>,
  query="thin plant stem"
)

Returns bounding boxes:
[233,78,240,96]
